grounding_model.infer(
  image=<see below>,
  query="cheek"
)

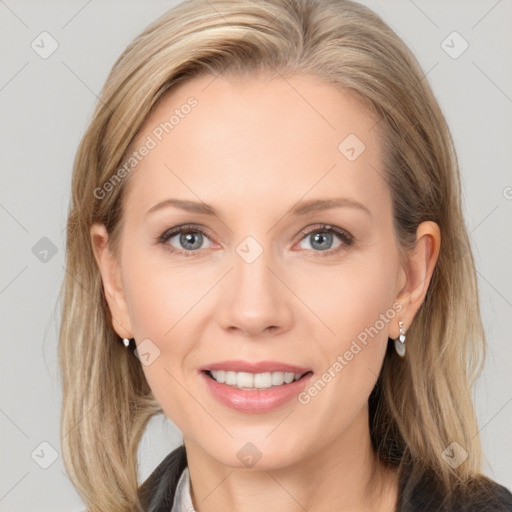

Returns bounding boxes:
[296,250,397,367]
[120,250,214,417]
[124,262,196,428]
[296,257,396,416]
[122,243,207,338]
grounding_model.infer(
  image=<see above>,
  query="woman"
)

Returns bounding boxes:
[58,0,512,511]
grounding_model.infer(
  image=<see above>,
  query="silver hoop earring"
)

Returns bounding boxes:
[123,338,131,348]
[394,321,406,357]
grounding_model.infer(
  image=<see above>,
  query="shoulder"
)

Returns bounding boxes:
[397,465,512,512]
[457,475,512,512]
[138,444,188,512]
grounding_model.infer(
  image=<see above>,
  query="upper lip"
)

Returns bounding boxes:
[199,360,313,374]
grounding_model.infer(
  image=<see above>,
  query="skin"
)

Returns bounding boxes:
[91,73,440,512]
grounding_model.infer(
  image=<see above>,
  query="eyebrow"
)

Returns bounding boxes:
[145,197,371,218]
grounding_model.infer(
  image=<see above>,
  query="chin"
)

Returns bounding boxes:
[199,437,305,471]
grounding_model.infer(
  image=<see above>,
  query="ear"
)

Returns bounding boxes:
[390,221,441,338]
[90,222,133,339]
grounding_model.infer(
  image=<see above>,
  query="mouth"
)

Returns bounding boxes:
[202,369,314,391]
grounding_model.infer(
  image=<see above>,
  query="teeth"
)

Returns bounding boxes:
[209,370,306,389]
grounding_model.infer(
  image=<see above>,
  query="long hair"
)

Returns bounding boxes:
[58,0,489,510]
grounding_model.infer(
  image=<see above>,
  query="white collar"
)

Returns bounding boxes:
[170,466,196,512]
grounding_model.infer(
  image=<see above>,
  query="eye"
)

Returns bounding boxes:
[295,224,353,255]
[156,223,354,257]
[157,224,214,256]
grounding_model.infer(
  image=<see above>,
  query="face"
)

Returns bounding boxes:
[95,73,410,470]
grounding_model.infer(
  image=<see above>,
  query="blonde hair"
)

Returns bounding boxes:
[58,0,490,510]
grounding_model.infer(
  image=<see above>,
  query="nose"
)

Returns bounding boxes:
[216,241,294,337]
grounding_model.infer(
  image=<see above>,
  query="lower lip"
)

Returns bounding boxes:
[200,371,314,413]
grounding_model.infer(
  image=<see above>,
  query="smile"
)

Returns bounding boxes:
[205,370,312,390]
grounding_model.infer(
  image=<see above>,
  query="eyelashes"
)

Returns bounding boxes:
[157,224,213,257]
[155,223,354,258]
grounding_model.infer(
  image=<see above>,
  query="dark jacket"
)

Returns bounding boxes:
[138,444,512,511]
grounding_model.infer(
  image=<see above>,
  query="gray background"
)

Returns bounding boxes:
[1,0,511,510]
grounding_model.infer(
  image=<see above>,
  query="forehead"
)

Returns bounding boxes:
[123,73,388,221]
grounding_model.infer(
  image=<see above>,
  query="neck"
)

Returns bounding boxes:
[184,406,399,512]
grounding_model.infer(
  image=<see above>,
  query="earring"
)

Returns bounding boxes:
[394,321,406,357]
[123,338,131,348]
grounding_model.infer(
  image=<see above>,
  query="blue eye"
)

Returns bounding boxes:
[156,223,354,257]
[297,225,353,255]
[158,224,213,256]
